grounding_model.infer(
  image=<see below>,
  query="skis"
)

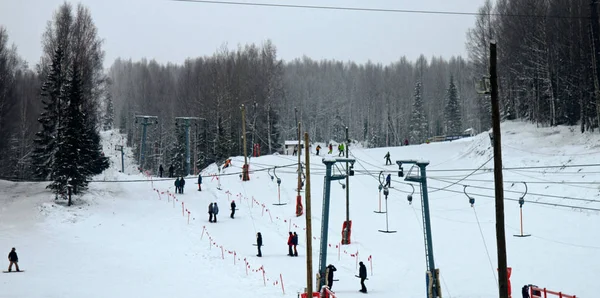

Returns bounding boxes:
[3,270,24,273]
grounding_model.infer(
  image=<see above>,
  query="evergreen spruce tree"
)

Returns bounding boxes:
[444,76,463,135]
[80,119,109,177]
[103,93,114,131]
[48,63,86,197]
[332,110,345,142]
[267,106,282,154]
[409,81,429,144]
[170,125,186,176]
[215,116,230,162]
[32,46,65,179]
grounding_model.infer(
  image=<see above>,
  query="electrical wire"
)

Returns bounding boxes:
[169,0,591,19]
[428,156,493,193]
[472,206,498,286]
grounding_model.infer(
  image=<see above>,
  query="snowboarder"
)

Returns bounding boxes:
[292,232,299,256]
[208,203,214,222]
[358,261,367,293]
[256,232,263,257]
[522,285,530,298]
[7,247,19,272]
[338,143,345,156]
[197,174,202,191]
[168,165,174,178]
[213,202,219,222]
[316,145,321,156]
[384,151,391,165]
[174,178,181,194]
[385,174,391,188]
[326,264,337,290]
[287,232,294,256]
[179,177,185,194]
[159,164,164,178]
[328,143,333,154]
[230,200,236,218]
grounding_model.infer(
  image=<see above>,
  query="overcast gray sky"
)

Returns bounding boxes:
[1,0,485,68]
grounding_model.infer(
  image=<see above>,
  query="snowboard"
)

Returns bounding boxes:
[355,275,369,280]
[3,270,24,273]
[252,244,264,246]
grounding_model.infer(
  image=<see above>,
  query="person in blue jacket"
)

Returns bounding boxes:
[212,202,219,222]
[384,174,391,188]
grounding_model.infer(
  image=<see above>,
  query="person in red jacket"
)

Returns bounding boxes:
[287,232,294,256]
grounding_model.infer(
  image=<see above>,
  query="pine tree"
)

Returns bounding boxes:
[444,76,462,135]
[409,82,428,144]
[103,93,114,131]
[170,125,186,176]
[32,46,65,179]
[332,110,345,142]
[48,63,86,198]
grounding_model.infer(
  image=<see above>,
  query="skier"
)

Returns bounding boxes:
[159,164,164,178]
[197,174,202,191]
[404,138,409,146]
[180,177,185,194]
[292,232,299,256]
[384,151,391,165]
[385,174,391,188]
[316,145,321,156]
[358,261,367,293]
[213,202,219,222]
[287,232,294,256]
[7,247,19,272]
[223,159,232,169]
[522,285,530,298]
[208,203,214,223]
[338,143,345,157]
[328,143,333,154]
[292,145,298,156]
[326,264,337,290]
[174,178,181,194]
[230,200,236,218]
[256,232,263,257]
[168,165,174,178]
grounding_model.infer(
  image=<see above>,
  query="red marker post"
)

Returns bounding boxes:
[280,274,285,294]
[368,255,373,276]
[187,210,191,224]
[182,202,185,216]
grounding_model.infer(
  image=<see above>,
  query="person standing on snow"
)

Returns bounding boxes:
[256,232,263,257]
[180,177,186,194]
[326,264,337,290]
[174,178,181,194]
[230,200,236,218]
[358,261,368,293]
[522,285,530,298]
[385,174,391,188]
[159,164,164,178]
[316,145,321,156]
[292,232,299,256]
[208,203,214,222]
[338,143,345,156]
[328,143,333,154]
[7,247,19,272]
[197,174,202,191]
[287,232,294,256]
[168,165,174,178]
[212,202,219,222]
[384,151,391,165]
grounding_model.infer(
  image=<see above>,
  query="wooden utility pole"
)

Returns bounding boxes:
[490,40,509,298]
[590,0,600,126]
[241,104,249,181]
[342,126,351,244]
[304,132,314,297]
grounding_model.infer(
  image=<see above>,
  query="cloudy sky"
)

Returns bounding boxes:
[1,0,485,68]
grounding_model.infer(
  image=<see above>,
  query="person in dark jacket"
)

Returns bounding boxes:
[359,261,367,293]
[230,200,236,218]
[208,203,214,222]
[287,232,294,256]
[212,202,219,222]
[197,174,202,191]
[159,164,164,178]
[384,151,391,165]
[168,165,174,178]
[385,174,391,188]
[256,232,263,257]
[174,178,181,194]
[7,247,19,272]
[316,145,321,156]
[292,232,299,256]
[326,264,337,290]
[328,143,333,154]
[179,177,185,194]
[522,285,530,298]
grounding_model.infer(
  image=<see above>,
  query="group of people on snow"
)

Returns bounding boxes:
[174,177,186,194]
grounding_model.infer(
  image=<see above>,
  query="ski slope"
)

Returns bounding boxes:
[1,121,598,298]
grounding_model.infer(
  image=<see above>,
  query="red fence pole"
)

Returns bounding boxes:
[280,273,285,294]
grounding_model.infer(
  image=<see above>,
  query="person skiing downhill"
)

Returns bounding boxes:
[384,152,391,165]
[256,232,263,257]
[338,143,345,156]
[358,261,367,293]
[385,174,391,188]
[7,247,19,272]
[230,200,236,218]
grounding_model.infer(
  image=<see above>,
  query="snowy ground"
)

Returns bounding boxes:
[1,121,598,298]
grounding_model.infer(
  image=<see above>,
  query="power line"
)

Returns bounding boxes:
[429,156,493,193]
[169,0,590,19]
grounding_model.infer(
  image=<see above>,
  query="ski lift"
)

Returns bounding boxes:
[268,168,274,181]
[514,182,531,237]
[463,185,475,207]
[374,184,386,214]
[273,167,286,206]
[378,187,396,233]
[407,184,415,205]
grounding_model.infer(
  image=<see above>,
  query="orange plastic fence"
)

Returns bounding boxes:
[530,286,576,298]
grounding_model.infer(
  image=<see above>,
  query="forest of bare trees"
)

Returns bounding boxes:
[1,1,599,179]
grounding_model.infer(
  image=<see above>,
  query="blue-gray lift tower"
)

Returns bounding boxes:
[397,160,441,298]
[318,157,355,289]
[175,117,202,176]
[134,115,158,172]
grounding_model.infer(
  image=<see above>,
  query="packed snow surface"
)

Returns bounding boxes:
[1,121,598,298]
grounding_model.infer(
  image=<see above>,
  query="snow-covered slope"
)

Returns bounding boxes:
[1,121,598,298]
